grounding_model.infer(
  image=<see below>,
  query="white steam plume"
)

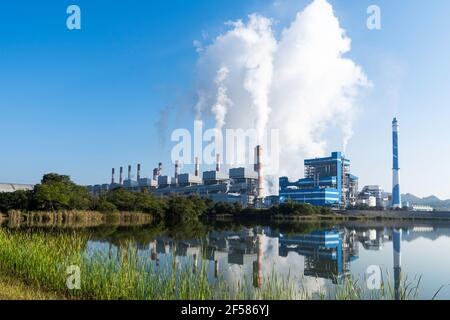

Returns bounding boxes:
[196,0,369,193]
[211,66,232,130]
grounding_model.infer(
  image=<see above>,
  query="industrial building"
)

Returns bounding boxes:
[0,183,34,193]
[87,145,265,207]
[357,185,387,208]
[279,152,359,208]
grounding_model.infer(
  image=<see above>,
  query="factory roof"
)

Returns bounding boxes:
[0,183,34,193]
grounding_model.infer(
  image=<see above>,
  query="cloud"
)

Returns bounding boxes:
[195,0,369,193]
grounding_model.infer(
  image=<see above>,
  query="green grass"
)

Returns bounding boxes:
[0,229,423,300]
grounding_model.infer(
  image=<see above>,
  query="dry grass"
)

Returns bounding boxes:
[0,272,65,300]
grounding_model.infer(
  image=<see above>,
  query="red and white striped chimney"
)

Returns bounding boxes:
[255,145,264,199]
[174,160,180,180]
[195,157,199,177]
[216,154,220,172]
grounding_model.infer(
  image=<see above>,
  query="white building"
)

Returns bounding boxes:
[0,183,34,193]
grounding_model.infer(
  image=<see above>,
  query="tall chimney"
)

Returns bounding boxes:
[137,163,141,181]
[175,160,180,180]
[195,157,199,177]
[119,166,123,184]
[153,168,158,181]
[392,118,402,209]
[216,154,220,172]
[255,145,264,199]
[128,165,132,181]
[111,168,115,184]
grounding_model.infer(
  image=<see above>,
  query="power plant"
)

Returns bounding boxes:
[85,117,415,210]
[88,145,265,207]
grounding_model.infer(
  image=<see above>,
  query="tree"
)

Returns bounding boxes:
[32,173,90,211]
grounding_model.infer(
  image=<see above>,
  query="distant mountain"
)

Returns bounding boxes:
[402,193,450,210]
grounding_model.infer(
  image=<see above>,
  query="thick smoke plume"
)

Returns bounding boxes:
[195,0,369,193]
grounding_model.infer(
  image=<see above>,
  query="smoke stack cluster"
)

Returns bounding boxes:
[111,168,115,184]
[195,157,200,177]
[255,145,264,199]
[216,154,221,172]
[119,167,123,185]
[137,164,141,181]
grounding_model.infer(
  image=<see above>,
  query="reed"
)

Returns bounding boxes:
[3,210,152,229]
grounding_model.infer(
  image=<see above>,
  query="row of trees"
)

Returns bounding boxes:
[0,173,334,222]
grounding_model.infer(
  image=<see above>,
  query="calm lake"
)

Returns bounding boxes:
[2,218,450,299]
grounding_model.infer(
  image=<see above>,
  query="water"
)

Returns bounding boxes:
[3,219,450,299]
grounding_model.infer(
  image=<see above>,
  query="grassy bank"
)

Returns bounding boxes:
[0,229,422,300]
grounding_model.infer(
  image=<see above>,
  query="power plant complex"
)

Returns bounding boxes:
[88,145,265,207]
[85,118,407,210]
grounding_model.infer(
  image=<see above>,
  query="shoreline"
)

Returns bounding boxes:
[212,209,450,222]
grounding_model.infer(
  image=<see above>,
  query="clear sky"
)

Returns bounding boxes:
[1,0,449,199]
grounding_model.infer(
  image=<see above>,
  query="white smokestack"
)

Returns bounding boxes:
[255,145,264,199]
[216,154,221,172]
[195,157,200,177]
[175,160,180,180]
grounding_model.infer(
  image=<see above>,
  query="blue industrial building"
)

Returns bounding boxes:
[279,152,358,208]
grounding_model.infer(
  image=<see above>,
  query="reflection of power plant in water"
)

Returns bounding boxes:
[279,230,359,283]
[101,223,446,297]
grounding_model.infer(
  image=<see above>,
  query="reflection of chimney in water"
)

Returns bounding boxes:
[253,234,263,288]
[193,253,198,274]
[393,229,402,300]
[214,260,219,279]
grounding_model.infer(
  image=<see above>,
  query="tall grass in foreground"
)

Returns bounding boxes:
[0,229,422,300]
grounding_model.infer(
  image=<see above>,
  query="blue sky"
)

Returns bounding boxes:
[1,0,449,199]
